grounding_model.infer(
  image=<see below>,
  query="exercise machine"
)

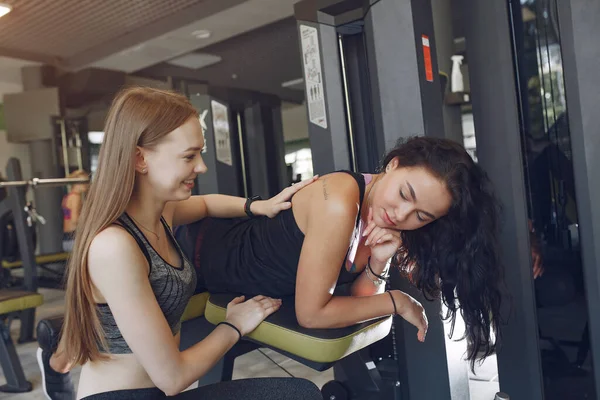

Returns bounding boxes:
[0,158,89,338]
[291,0,468,399]
[0,158,90,392]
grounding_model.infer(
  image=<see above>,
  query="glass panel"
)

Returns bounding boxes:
[513,0,595,398]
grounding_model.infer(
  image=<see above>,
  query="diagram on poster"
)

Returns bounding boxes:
[211,100,232,166]
[300,25,328,129]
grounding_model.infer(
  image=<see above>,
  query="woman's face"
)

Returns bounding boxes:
[370,158,452,231]
[141,117,207,201]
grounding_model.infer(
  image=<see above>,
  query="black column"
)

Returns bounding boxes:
[365,2,467,399]
[557,0,600,393]
[295,3,352,174]
[243,96,288,199]
[294,1,467,399]
[460,0,544,398]
[188,84,243,197]
[364,0,445,156]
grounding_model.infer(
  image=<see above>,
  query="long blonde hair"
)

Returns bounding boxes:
[57,87,198,365]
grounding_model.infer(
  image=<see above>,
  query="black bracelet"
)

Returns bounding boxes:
[367,257,388,280]
[244,195,262,218]
[217,321,242,341]
[387,291,398,316]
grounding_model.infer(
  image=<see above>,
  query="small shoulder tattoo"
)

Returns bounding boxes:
[322,177,329,200]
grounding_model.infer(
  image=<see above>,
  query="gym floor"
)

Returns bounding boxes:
[2,288,500,399]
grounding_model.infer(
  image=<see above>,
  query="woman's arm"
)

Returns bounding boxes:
[167,176,318,227]
[88,228,281,396]
[350,210,400,297]
[294,177,427,340]
[67,194,83,226]
[349,258,389,297]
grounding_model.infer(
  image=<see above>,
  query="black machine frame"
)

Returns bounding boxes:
[295,0,467,399]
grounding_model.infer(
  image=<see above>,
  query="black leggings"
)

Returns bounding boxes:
[80,378,322,399]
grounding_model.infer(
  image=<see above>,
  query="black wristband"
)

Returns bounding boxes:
[387,291,398,316]
[244,195,262,218]
[367,257,388,280]
[217,321,242,341]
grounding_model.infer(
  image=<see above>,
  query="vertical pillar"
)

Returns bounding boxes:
[460,0,544,398]
[431,0,463,144]
[5,159,38,342]
[365,0,445,156]
[243,96,287,198]
[188,84,243,197]
[295,4,351,174]
[364,1,467,399]
[557,0,600,393]
[21,65,63,255]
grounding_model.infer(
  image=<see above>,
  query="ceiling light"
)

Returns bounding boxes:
[282,78,304,88]
[167,53,221,70]
[87,131,104,144]
[192,30,211,40]
[0,3,12,18]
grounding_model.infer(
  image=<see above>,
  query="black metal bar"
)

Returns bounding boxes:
[460,0,545,398]
[556,0,600,394]
[0,319,31,393]
[5,159,38,342]
[0,177,89,188]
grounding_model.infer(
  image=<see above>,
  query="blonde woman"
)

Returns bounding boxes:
[38,87,321,400]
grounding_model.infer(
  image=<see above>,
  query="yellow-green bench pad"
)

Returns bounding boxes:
[205,293,392,364]
[0,290,43,315]
[2,252,70,269]
[181,292,210,322]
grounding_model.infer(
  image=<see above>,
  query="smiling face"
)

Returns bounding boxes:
[140,116,207,201]
[370,158,453,230]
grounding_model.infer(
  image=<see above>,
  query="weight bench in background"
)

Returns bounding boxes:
[0,289,44,393]
[1,252,70,270]
[1,252,70,289]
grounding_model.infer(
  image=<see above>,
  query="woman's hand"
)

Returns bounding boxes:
[528,220,544,279]
[225,295,282,336]
[363,207,402,264]
[252,175,319,218]
[391,290,428,342]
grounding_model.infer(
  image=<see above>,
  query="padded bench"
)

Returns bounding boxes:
[180,292,392,375]
[34,291,392,396]
[205,293,391,368]
[0,289,44,393]
[1,252,70,269]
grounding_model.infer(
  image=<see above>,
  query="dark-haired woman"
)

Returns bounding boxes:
[177,136,503,369]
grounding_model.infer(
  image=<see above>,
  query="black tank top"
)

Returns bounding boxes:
[177,171,365,297]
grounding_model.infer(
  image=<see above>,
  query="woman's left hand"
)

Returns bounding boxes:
[253,175,319,218]
[362,207,402,263]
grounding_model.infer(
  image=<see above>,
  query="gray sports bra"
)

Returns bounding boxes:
[96,213,196,354]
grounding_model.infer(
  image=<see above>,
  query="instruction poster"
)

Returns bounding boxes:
[300,25,328,129]
[211,100,232,166]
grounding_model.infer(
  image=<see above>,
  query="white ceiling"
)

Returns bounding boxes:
[0,56,39,86]
[87,0,299,73]
[0,0,300,83]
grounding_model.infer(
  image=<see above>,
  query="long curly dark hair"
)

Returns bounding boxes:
[382,136,503,371]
